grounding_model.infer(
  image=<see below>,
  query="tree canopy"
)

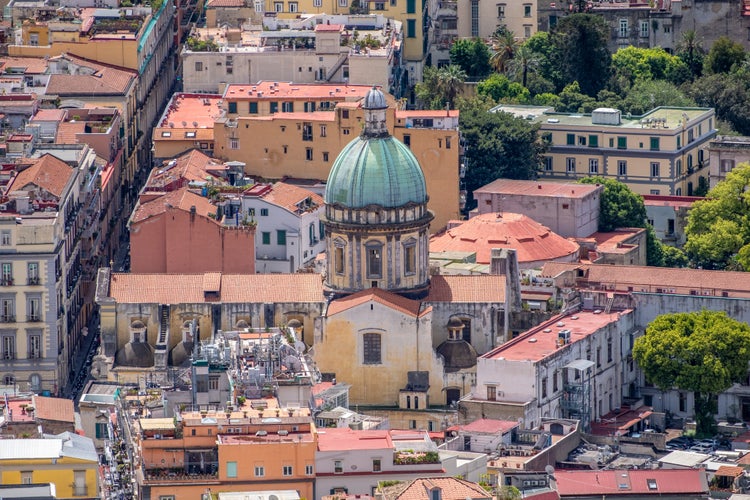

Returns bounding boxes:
[459,96,545,211]
[450,38,492,81]
[611,46,690,90]
[551,14,611,96]
[415,65,467,110]
[633,310,750,436]
[684,163,750,270]
[477,74,529,103]
[578,177,646,231]
[704,36,746,74]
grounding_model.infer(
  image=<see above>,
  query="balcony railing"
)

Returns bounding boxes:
[0,315,15,323]
[27,315,41,322]
[27,276,40,285]
[1,278,13,286]
[28,350,41,359]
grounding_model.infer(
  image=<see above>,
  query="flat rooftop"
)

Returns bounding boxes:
[223,81,375,100]
[484,310,629,363]
[475,179,602,199]
[157,93,223,129]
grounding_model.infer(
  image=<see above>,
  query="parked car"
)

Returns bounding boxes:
[689,443,714,453]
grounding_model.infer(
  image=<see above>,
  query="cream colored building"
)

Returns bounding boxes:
[456,0,536,41]
[495,105,716,196]
[210,82,460,231]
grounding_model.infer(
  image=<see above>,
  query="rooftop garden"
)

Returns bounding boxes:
[393,450,440,465]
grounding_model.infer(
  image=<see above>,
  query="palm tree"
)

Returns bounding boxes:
[438,65,467,108]
[677,30,704,78]
[507,44,541,88]
[489,29,518,74]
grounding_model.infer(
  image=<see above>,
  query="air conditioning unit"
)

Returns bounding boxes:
[278,430,289,436]
[255,430,268,436]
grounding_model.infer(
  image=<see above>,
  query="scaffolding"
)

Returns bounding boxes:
[560,359,594,432]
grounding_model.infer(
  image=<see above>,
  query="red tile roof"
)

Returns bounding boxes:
[446,418,518,434]
[642,194,702,209]
[483,310,631,363]
[317,427,393,451]
[157,93,223,130]
[326,287,428,318]
[474,179,601,199]
[715,465,744,477]
[55,121,86,144]
[555,469,708,496]
[0,57,49,74]
[426,275,506,303]
[430,213,579,265]
[130,187,217,224]
[147,149,226,189]
[31,109,67,122]
[206,0,244,6]
[32,395,75,423]
[315,23,343,31]
[108,273,324,304]
[388,477,491,500]
[541,262,750,297]
[7,154,73,198]
[251,182,323,214]
[46,54,136,95]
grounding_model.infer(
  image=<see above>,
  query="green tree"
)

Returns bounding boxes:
[687,73,750,135]
[684,163,750,269]
[704,36,746,74]
[677,30,705,79]
[619,79,695,115]
[662,245,689,268]
[459,96,545,211]
[633,310,750,436]
[524,31,561,89]
[415,65,467,110]
[498,485,522,500]
[507,44,541,88]
[578,177,646,231]
[450,38,492,80]
[556,81,597,113]
[490,28,518,74]
[610,46,691,89]
[476,73,529,103]
[551,14,611,96]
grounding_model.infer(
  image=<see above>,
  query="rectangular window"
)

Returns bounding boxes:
[677,136,681,148]
[566,157,575,173]
[229,138,239,150]
[320,125,327,137]
[302,122,313,141]
[471,0,479,37]
[373,459,381,472]
[306,148,313,161]
[249,102,258,114]
[195,61,203,72]
[262,232,271,245]
[588,135,598,147]
[553,371,559,392]
[274,1,283,11]
[281,102,293,113]
[334,461,343,473]
[497,4,505,18]
[487,385,496,401]
[277,230,287,245]
[95,422,108,439]
[367,246,382,277]
[650,137,660,151]
[544,156,552,171]
[335,246,345,274]
[314,0,323,5]
[650,162,660,177]
[640,20,649,37]
[407,19,416,38]
[323,152,329,162]
[363,333,382,364]
[403,134,411,147]
[566,133,575,145]
[255,0,263,11]
[2,335,14,359]
[227,101,237,114]
[209,376,219,391]
[270,102,279,113]
[227,461,238,478]
[1,298,14,323]
[721,159,734,173]
[589,159,598,174]
[617,136,627,149]
[407,0,415,13]
[2,263,12,285]
[289,1,298,11]
[0,231,10,246]
[283,465,293,476]
[306,464,314,475]
[541,377,547,398]
[618,160,627,176]
[404,244,416,275]
[254,466,265,477]
[524,3,531,16]
[27,262,39,285]
[27,297,40,321]
[21,471,32,484]
[619,19,628,38]
[446,136,451,149]
[578,136,587,146]
[260,208,269,216]
[339,0,347,6]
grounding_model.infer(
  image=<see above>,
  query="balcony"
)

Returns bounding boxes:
[0,315,15,323]
[27,315,41,322]
[1,278,13,286]
[28,350,41,359]
[27,276,40,286]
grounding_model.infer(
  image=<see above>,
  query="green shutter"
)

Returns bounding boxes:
[277,230,287,245]
[566,133,575,145]
[249,102,258,114]
[617,136,627,149]
[262,232,271,245]
[407,0,415,13]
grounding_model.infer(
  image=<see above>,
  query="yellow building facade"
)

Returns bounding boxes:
[498,106,717,196]
[213,83,460,231]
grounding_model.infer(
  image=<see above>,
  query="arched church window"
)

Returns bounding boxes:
[365,242,382,278]
[363,332,381,364]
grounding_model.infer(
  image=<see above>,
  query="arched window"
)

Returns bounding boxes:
[29,373,41,391]
[363,332,381,364]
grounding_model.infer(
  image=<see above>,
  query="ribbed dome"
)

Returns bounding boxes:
[363,86,387,109]
[436,340,478,373]
[325,137,427,209]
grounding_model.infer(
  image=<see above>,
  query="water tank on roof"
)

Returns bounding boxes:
[592,108,621,126]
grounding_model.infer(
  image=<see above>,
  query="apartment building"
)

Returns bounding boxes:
[709,135,750,187]
[462,309,640,432]
[136,406,316,499]
[457,0,536,42]
[495,105,716,196]
[182,16,405,97]
[212,82,460,231]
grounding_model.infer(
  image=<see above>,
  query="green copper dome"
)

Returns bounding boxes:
[325,137,428,208]
[325,87,427,209]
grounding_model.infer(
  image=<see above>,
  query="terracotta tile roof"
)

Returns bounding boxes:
[31,109,66,122]
[32,395,75,423]
[130,187,217,224]
[0,56,49,74]
[385,477,491,500]
[46,54,136,95]
[206,0,244,6]
[555,469,708,496]
[446,418,518,434]
[6,154,73,198]
[251,182,323,214]
[475,179,602,199]
[147,149,226,189]
[426,275,506,303]
[326,287,427,317]
[715,465,744,477]
[108,272,324,304]
[315,23,343,31]
[541,262,750,297]
[642,194,701,208]
[55,121,86,144]
[430,213,579,265]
